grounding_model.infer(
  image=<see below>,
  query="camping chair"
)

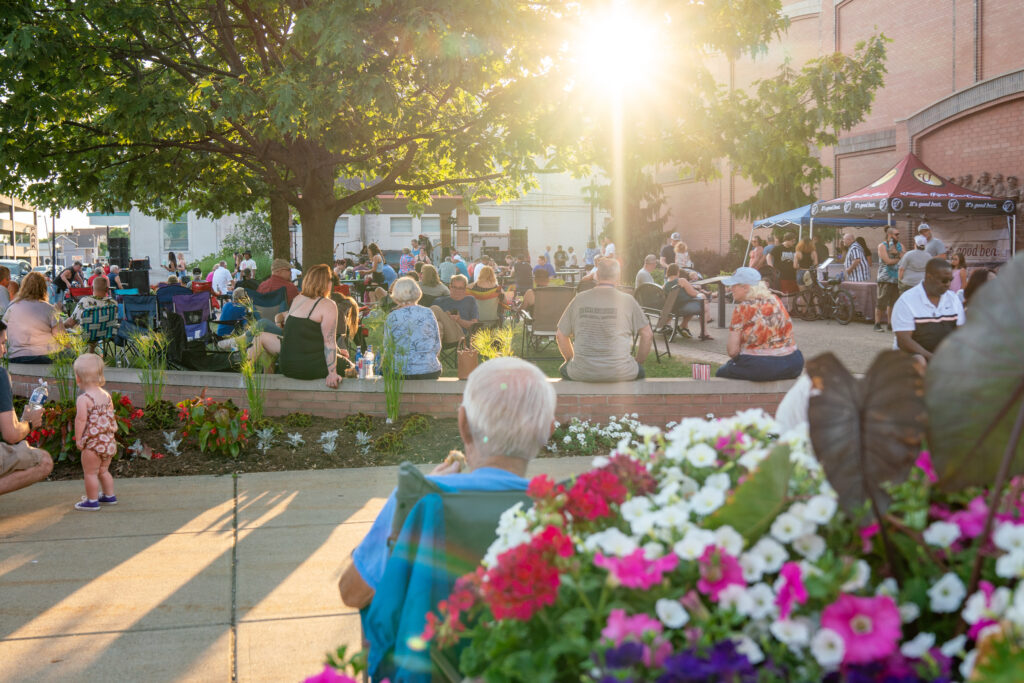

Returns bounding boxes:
[172,291,213,342]
[115,294,159,366]
[576,279,596,293]
[642,283,711,344]
[192,280,223,310]
[633,283,672,361]
[156,283,192,316]
[362,462,531,683]
[78,303,120,360]
[163,311,237,372]
[520,286,575,359]
[244,287,288,326]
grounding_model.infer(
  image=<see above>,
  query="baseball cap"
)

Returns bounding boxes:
[722,267,762,286]
[453,254,463,262]
[670,232,681,241]
[918,223,931,233]
[914,235,928,247]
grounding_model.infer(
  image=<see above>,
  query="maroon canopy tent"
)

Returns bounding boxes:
[810,153,1017,255]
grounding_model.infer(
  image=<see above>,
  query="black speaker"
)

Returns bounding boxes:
[108,237,131,268]
[509,229,528,256]
[124,269,150,291]
[129,257,151,271]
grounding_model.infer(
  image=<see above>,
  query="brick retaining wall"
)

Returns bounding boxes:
[7,366,792,426]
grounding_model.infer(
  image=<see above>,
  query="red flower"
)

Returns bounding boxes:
[527,474,565,501]
[564,469,627,521]
[120,395,131,406]
[153,452,166,459]
[606,454,658,496]
[478,525,573,621]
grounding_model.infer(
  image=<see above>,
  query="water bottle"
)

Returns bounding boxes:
[28,379,49,409]
[364,345,376,379]
[354,350,364,379]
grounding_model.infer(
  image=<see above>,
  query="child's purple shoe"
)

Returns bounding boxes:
[74,497,100,511]
[98,494,118,505]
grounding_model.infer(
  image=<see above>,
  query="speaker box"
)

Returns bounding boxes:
[124,270,150,292]
[108,237,131,268]
[129,257,151,271]
[509,229,528,256]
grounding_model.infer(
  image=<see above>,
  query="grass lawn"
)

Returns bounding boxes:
[440,323,716,379]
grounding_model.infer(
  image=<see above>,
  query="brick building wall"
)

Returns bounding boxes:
[666,0,1024,254]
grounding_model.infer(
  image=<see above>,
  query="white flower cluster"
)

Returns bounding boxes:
[547,414,644,455]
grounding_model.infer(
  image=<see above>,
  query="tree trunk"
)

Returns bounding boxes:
[269,191,290,260]
[296,205,341,269]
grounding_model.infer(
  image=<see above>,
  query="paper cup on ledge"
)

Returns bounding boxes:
[692,363,711,380]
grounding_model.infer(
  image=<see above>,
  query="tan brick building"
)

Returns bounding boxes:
[666,0,1024,253]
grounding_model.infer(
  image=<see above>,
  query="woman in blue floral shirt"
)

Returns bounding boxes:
[384,277,442,379]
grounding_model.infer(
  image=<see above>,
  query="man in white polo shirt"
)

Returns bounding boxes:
[891,258,964,362]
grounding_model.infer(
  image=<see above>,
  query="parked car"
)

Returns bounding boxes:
[0,260,32,282]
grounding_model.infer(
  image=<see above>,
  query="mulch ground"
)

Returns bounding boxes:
[47,413,466,480]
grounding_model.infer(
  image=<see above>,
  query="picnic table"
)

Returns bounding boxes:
[692,275,727,329]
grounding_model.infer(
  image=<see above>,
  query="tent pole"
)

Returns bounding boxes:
[810,217,814,239]
[743,228,754,266]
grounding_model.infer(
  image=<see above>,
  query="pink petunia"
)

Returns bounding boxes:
[950,496,988,539]
[860,522,880,553]
[696,547,745,602]
[775,562,808,620]
[915,450,938,483]
[601,608,663,644]
[594,549,678,590]
[821,594,902,664]
[303,666,358,683]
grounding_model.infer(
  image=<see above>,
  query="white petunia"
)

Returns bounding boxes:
[690,486,725,516]
[664,441,688,462]
[1007,586,1024,628]
[994,522,1024,554]
[928,572,967,613]
[899,632,935,659]
[620,497,653,522]
[744,583,777,620]
[899,603,921,623]
[769,619,809,651]
[718,584,754,614]
[591,455,610,468]
[733,636,764,665]
[996,550,1024,579]
[636,425,661,439]
[739,552,766,583]
[810,628,845,669]
[714,525,745,556]
[674,528,716,561]
[583,528,638,557]
[960,650,977,680]
[704,472,732,491]
[654,481,681,507]
[751,538,788,573]
[840,560,871,592]
[793,534,826,561]
[875,578,899,598]
[655,598,689,628]
[770,513,805,543]
[737,447,770,471]
[686,443,718,468]
[653,503,690,529]
[963,586,1011,625]
[629,512,659,538]
[940,634,966,657]
[922,521,961,548]
[803,495,838,525]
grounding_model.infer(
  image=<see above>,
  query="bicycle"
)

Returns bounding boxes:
[792,275,855,325]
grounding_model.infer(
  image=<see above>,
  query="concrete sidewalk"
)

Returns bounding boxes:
[0,457,592,683]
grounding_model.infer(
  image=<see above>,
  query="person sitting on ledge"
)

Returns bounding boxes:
[556,258,652,382]
[249,264,345,387]
[715,267,804,382]
[338,356,556,609]
[384,277,442,380]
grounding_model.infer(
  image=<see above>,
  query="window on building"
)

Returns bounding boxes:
[478,216,500,231]
[162,220,189,251]
[421,217,441,233]
[334,217,349,239]
[390,217,412,234]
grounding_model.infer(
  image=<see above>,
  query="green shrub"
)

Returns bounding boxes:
[343,412,375,433]
[372,431,404,455]
[401,414,430,436]
[282,412,313,428]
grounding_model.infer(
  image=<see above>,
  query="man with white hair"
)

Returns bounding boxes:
[635,254,658,289]
[338,357,556,608]
[211,260,233,296]
[556,258,653,382]
[107,264,124,290]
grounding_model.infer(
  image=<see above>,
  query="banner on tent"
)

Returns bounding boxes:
[933,227,1013,269]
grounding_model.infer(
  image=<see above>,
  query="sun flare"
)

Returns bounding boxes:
[572,5,667,96]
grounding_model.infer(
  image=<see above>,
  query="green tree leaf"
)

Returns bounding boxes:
[705,444,792,542]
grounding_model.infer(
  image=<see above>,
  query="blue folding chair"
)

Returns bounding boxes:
[156,283,192,315]
[115,294,159,366]
[244,287,288,324]
[79,303,120,359]
[172,291,212,341]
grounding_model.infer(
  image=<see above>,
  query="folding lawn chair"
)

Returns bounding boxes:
[244,287,288,324]
[115,294,159,366]
[79,303,120,360]
[633,283,671,361]
[519,286,575,359]
[156,283,192,315]
[172,291,213,342]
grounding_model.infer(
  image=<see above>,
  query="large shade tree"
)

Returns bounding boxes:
[0,0,886,267]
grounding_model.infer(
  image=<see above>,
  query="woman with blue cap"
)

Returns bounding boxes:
[715,267,804,381]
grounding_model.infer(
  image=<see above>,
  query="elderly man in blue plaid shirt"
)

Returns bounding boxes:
[842,233,870,282]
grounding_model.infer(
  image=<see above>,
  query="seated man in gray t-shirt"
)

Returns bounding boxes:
[556,259,653,382]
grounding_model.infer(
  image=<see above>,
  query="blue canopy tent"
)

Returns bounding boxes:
[745,203,888,264]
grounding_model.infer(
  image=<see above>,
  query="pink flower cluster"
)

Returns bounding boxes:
[594,549,678,589]
[696,547,744,602]
[602,609,671,668]
[821,594,901,664]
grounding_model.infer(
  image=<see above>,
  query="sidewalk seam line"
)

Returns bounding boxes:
[0,621,232,642]
[231,473,239,683]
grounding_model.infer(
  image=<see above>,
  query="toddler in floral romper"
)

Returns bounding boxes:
[73,354,119,511]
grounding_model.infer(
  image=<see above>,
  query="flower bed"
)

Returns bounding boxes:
[325,408,1024,682]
